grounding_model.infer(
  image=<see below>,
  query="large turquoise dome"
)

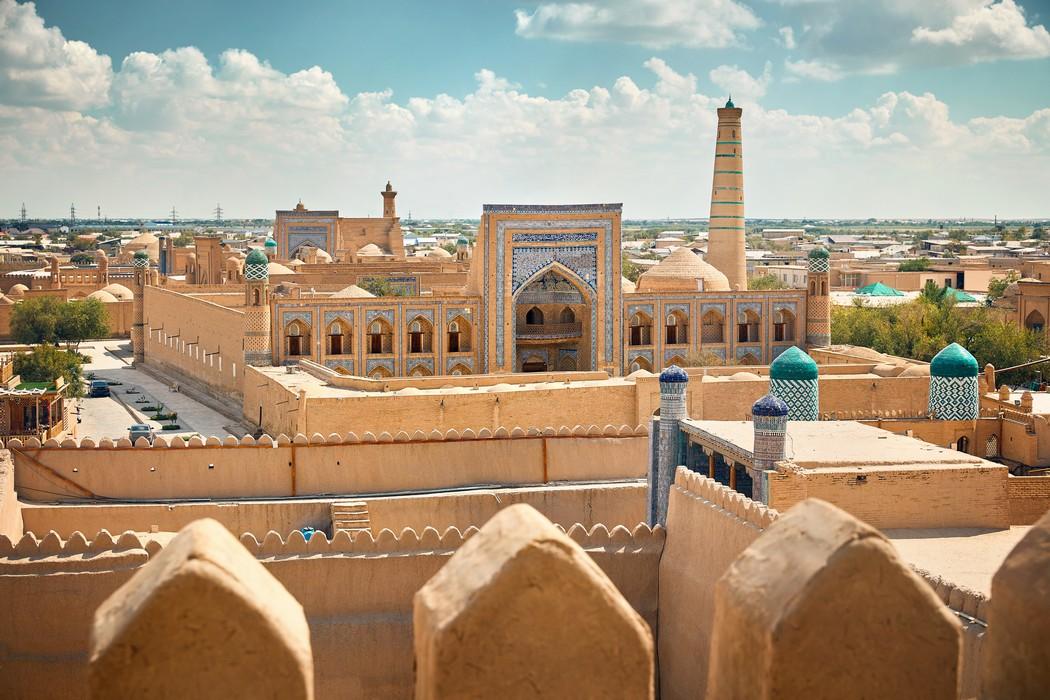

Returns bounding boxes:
[808,247,829,259]
[930,343,979,378]
[245,248,268,265]
[770,346,818,381]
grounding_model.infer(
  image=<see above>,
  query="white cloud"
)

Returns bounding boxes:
[0,0,112,109]
[0,0,1047,218]
[784,59,842,82]
[776,1,1050,79]
[912,0,1050,61]
[513,0,760,49]
[777,26,797,49]
[709,62,773,101]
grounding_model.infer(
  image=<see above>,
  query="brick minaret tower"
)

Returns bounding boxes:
[706,97,747,291]
[806,246,831,348]
[381,181,397,219]
[131,249,150,364]
[649,365,689,526]
[750,394,788,504]
[242,249,272,366]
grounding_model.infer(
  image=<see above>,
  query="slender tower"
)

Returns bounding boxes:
[805,247,831,347]
[382,181,397,218]
[242,249,272,366]
[649,365,689,526]
[131,250,151,364]
[706,97,747,291]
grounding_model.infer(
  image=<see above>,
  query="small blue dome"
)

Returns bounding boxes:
[660,364,689,383]
[264,237,278,249]
[752,394,789,417]
[770,346,818,381]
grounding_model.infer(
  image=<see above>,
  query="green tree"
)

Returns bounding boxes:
[172,231,195,247]
[987,271,1020,303]
[359,277,407,297]
[621,257,641,283]
[897,257,931,272]
[919,279,950,306]
[747,274,789,290]
[70,252,95,265]
[10,296,64,344]
[13,344,85,397]
[56,298,110,350]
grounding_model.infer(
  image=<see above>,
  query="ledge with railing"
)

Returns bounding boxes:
[515,322,583,339]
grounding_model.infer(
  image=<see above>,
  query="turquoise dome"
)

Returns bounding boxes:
[770,346,818,380]
[808,247,830,259]
[457,236,469,246]
[133,249,149,260]
[930,343,979,378]
[245,248,268,265]
[264,237,278,249]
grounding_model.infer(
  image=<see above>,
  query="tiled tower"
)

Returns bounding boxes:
[806,247,831,348]
[263,237,278,261]
[770,346,819,421]
[751,393,789,504]
[649,365,689,526]
[131,249,150,365]
[706,97,747,291]
[243,249,272,366]
[928,343,979,420]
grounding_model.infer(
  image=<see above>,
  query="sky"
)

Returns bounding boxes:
[1,0,1049,220]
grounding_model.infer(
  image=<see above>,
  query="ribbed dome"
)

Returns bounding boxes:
[636,247,730,292]
[329,284,375,299]
[245,249,268,265]
[752,394,789,417]
[659,364,689,383]
[770,346,818,380]
[930,343,979,378]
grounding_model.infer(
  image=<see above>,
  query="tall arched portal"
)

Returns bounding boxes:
[513,268,592,372]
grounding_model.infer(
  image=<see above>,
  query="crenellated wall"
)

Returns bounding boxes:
[0,522,664,699]
[9,427,648,502]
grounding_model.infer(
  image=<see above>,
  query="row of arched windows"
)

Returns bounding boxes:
[285,317,472,357]
[627,309,796,347]
[524,307,577,325]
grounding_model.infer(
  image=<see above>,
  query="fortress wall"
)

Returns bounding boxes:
[0,524,662,699]
[21,483,647,540]
[658,468,777,700]
[0,451,21,540]
[1008,475,1050,524]
[768,464,1011,529]
[142,285,246,397]
[243,366,301,436]
[10,430,648,502]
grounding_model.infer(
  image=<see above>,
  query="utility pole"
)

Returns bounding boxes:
[97,204,101,220]
[70,203,76,226]
[170,205,178,227]
[20,202,26,224]
[214,202,223,222]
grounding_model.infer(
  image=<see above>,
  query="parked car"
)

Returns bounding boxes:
[128,424,156,444]
[88,380,111,397]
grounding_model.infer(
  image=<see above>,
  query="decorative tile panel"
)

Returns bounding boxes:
[512,232,598,243]
[628,304,655,319]
[446,308,472,323]
[365,309,394,325]
[628,349,654,363]
[405,309,434,324]
[701,302,727,318]
[323,311,353,328]
[736,302,762,322]
[511,246,597,293]
[446,356,474,372]
[281,311,312,327]
[735,345,761,360]
[365,358,395,375]
[407,357,435,374]
[324,359,355,373]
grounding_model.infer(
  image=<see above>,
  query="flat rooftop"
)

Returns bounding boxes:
[886,526,1029,596]
[680,419,993,472]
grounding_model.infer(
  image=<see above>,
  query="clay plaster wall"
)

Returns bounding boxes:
[0,451,21,540]
[658,469,776,700]
[1007,475,1050,525]
[11,431,647,502]
[142,285,246,397]
[0,523,662,699]
[768,464,1011,529]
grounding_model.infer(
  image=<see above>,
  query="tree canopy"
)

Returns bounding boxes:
[10,297,110,349]
[897,257,931,272]
[748,274,790,290]
[13,344,85,397]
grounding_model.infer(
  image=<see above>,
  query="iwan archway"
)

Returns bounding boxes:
[512,264,594,372]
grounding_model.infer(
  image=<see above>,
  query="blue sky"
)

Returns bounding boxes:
[3,0,1049,219]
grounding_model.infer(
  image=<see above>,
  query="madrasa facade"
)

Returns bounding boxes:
[137,101,832,383]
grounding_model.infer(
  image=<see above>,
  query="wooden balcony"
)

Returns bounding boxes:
[515,322,583,340]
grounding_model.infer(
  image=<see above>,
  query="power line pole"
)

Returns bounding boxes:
[70,203,76,226]
[214,203,223,222]
[20,202,26,224]
[97,204,102,220]
[170,205,178,227]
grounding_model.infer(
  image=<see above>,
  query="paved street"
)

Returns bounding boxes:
[72,340,242,441]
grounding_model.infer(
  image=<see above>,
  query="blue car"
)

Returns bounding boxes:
[88,380,111,397]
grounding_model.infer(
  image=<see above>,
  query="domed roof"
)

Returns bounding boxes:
[264,237,278,249]
[930,343,979,378]
[357,243,383,256]
[86,290,118,303]
[729,371,761,381]
[8,284,27,296]
[101,283,134,300]
[770,346,818,380]
[245,248,268,265]
[457,236,469,245]
[808,247,830,259]
[637,247,730,292]
[427,247,453,258]
[752,394,789,417]
[659,364,688,383]
[133,249,150,260]
[900,364,931,378]
[267,262,296,275]
[329,284,375,299]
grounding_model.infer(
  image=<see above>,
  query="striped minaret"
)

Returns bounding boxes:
[706,97,747,291]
